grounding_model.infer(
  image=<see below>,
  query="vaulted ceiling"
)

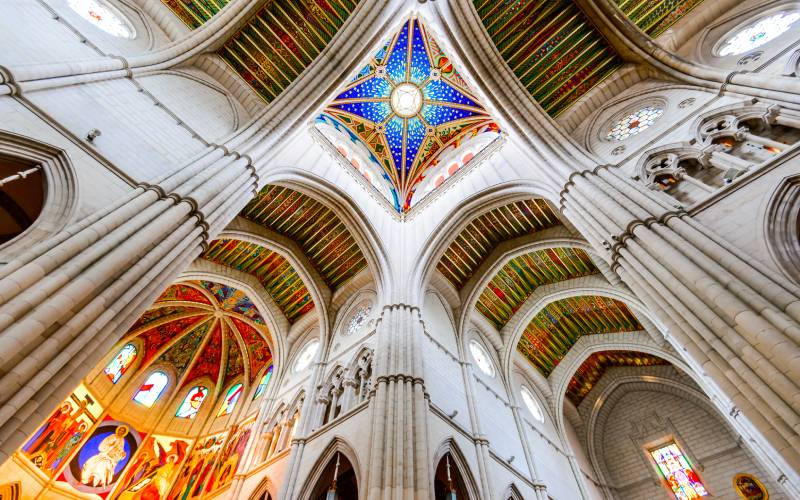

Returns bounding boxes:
[613,0,705,37]
[517,296,642,377]
[565,350,669,405]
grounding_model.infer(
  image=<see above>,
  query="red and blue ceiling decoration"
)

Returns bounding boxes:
[316,16,501,214]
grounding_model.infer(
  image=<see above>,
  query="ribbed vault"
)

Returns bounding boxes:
[565,350,669,405]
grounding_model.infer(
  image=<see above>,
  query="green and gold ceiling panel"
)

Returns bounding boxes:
[614,0,706,38]
[517,296,642,377]
[240,185,368,290]
[218,0,361,104]
[437,199,561,290]
[566,350,669,405]
[202,238,315,323]
[473,0,623,117]
[160,0,231,29]
[476,248,598,329]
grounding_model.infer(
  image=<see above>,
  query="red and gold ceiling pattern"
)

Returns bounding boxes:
[159,0,230,29]
[614,0,706,38]
[566,350,669,405]
[437,199,560,290]
[219,0,361,103]
[473,0,622,117]
[122,281,273,394]
[477,248,598,329]
[201,239,314,323]
[517,296,642,377]
[240,185,368,290]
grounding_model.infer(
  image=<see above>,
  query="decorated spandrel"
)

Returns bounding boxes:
[650,442,709,499]
[316,16,501,213]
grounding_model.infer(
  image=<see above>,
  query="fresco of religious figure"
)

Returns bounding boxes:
[112,434,190,500]
[209,418,254,492]
[167,433,226,500]
[81,425,130,487]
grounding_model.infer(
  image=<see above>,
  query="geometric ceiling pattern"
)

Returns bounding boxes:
[160,0,361,103]
[437,199,561,290]
[240,185,368,290]
[124,281,273,396]
[614,0,706,38]
[201,239,314,323]
[473,0,623,117]
[566,350,669,406]
[476,247,598,329]
[316,16,501,213]
[517,296,642,378]
[219,0,362,103]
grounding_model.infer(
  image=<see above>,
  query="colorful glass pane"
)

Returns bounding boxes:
[346,305,372,336]
[176,386,208,419]
[316,16,501,213]
[520,387,544,422]
[469,340,494,377]
[67,0,134,38]
[104,343,137,383]
[607,106,664,141]
[719,12,800,56]
[294,340,319,372]
[133,371,168,407]
[217,383,243,416]
[650,442,709,499]
[253,365,274,399]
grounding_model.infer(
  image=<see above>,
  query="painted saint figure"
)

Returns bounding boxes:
[81,426,129,487]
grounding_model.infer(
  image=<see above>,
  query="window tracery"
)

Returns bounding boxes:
[132,371,168,407]
[345,304,372,336]
[104,343,136,383]
[67,0,135,38]
[718,11,800,57]
[606,106,664,141]
[176,386,208,419]
[312,350,374,430]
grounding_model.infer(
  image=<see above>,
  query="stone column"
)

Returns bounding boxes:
[561,165,800,495]
[366,304,431,499]
[340,378,358,411]
[458,358,494,500]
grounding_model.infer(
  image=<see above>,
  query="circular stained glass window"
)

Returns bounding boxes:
[520,387,544,422]
[294,340,319,372]
[469,340,495,377]
[67,0,135,38]
[345,304,372,336]
[606,106,664,141]
[718,12,800,57]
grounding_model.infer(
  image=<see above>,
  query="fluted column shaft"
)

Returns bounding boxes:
[367,304,430,500]
[561,166,800,494]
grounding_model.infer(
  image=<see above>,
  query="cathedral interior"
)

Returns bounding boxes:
[1,0,800,499]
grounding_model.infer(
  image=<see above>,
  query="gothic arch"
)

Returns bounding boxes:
[764,173,800,284]
[432,439,481,500]
[295,436,362,500]
[248,474,277,500]
[502,483,525,500]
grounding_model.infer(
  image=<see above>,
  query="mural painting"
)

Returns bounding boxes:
[209,416,255,492]
[167,431,227,499]
[111,434,191,499]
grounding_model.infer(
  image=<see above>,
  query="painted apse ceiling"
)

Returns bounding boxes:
[124,280,273,395]
[153,0,705,404]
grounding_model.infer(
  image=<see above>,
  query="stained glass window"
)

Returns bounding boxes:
[718,12,800,57]
[315,16,501,213]
[346,305,372,336]
[104,343,137,383]
[294,340,319,372]
[469,340,495,377]
[133,371,168,407]
[649,442,709,499]
[217,383,243,416]
[520,387,544,422]
[176,386,208,419]
[607,106,664,141]
[67,0,135,38]
[253,365,274,399]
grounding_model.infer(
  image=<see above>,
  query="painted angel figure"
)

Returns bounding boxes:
[81,426,129,487]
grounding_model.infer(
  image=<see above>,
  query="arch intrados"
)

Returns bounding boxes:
[431,439,482,500]
[295,436,362,500]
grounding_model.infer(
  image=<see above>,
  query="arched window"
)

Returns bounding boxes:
[606,106,664,141]
[253,365,274,399]
[294,340,319,372]
[217,383,243,416]
[0,160,44,245]
[133,371,168,407]
[648,442,708,498]
[67,0,135,38]
[104,343,137,383]
[718,11,800,57]
[176,386,208,419]
[520,387,544,423]
[469,339,495,377]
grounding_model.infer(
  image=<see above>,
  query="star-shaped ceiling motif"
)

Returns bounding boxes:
[315,15,501,214]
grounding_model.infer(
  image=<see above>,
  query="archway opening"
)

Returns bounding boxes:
[0,156,44,244]
[434,452,469,500]
[309,452,357,500]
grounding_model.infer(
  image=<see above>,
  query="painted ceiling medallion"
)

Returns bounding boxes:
[316,15,502,214]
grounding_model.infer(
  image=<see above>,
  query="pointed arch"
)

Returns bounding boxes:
[503,483,525,500]
[295,436,362,500]
[432,439,481,500]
